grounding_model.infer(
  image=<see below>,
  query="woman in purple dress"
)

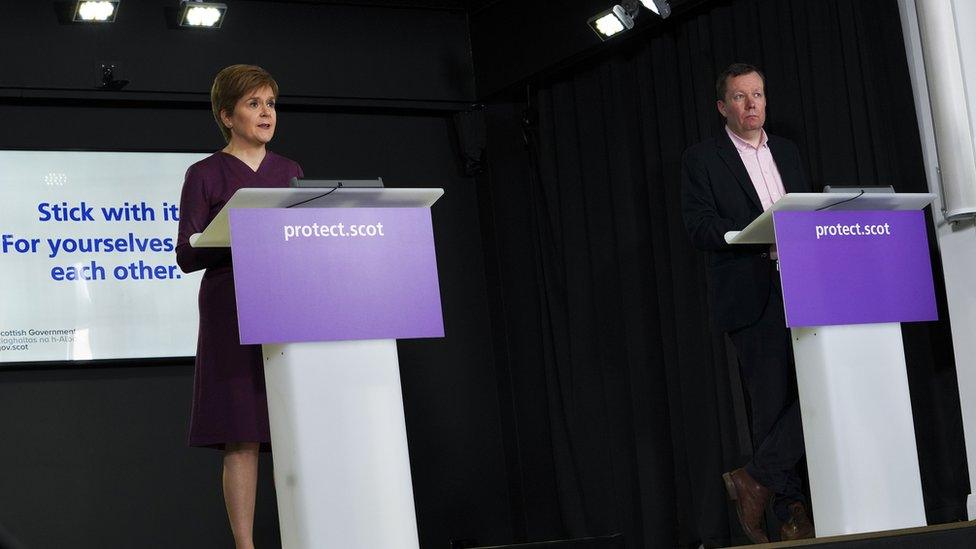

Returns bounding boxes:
[176,64,303,549]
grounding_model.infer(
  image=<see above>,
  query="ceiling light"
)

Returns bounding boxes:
[588,0,671,40]
[639,0,672,19]
[179,1,227,28]
[588,5,635,40]
[73,1,120,23]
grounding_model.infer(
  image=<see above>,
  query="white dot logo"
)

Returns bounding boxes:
[44,173,68,186]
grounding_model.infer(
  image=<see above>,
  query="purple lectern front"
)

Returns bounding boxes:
[191,187,444,549]
[726,192,938,538]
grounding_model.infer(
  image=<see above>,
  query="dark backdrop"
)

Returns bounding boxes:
[476,0,969,547]
[0,1,511,548]
[0,1,970,549]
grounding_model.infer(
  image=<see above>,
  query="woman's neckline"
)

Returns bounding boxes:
[219,149,270,174]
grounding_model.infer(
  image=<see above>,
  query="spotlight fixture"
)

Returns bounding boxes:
[589,0,671,41]
[588,5,635,40]
[179,1,227,28]
[73,0,120,23]
[639,0,672,19]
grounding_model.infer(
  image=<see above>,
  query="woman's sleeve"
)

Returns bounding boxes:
[175,165,230,273]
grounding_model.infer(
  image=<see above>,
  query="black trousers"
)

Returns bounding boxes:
[727,271,806,521]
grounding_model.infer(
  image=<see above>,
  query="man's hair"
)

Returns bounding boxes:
[210,64,279,142]
[716,63,766,101]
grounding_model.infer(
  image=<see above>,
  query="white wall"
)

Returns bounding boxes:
[954,0,976,161]
[898,0,976,519]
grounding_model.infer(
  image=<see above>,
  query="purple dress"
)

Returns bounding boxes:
[176,151,303,449]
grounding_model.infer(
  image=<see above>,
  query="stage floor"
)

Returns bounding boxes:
[724,519,976,548]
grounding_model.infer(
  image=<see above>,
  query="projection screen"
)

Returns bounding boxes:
[0,150,209,366]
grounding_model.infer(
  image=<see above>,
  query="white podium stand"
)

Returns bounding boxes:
[192,187,443,549]
[726,192,935,537]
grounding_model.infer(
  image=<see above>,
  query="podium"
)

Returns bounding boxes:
[725,192,938,537]
[191,187,445,549]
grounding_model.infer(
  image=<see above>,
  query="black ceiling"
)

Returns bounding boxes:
[252,0,698,98]
[260,0,502,11]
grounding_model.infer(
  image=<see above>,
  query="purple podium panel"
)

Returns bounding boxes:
[773,210,937,327]
[229,207,444,344]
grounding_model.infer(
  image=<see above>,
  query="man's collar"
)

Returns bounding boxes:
[725,125,767,151]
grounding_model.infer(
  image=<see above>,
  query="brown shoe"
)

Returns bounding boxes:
[722,468,772,544]
[780,502,815,541]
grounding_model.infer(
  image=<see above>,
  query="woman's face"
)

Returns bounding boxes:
[222,85,276,147]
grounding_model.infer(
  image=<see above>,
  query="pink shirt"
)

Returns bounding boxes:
[725,125,786,212]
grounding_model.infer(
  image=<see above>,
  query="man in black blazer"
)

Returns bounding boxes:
[681,63,814,543]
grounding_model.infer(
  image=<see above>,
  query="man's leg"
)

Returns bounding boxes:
[728,287,806,521]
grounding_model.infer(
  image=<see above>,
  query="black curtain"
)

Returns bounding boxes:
[477,0,969,547]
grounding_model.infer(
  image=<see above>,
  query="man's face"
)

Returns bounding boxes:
[717,72,766,137]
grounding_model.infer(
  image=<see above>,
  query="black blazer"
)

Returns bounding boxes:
[680,129,811,332]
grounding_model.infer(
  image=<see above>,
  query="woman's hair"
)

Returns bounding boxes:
[210,64,279,142]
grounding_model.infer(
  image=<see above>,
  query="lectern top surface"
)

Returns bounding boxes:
[724,192,935,245]
[190,187,444,248]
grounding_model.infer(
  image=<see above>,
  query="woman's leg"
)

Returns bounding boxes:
[223,442,260,549]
